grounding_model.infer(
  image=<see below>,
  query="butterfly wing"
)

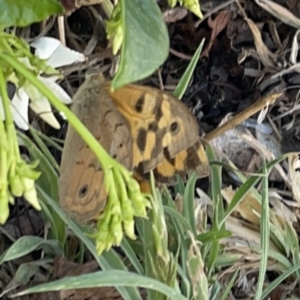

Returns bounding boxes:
[106,84,209,183]
[59,76,132,224]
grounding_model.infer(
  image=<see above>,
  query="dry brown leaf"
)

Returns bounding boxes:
[202,10,232,57]
[255,0,300,29]
[244,18,277,68]
[225,216,280,252]
[222,186,261,225]
[269,191,297,227]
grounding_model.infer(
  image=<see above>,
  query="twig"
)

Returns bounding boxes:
[204,93,282,141]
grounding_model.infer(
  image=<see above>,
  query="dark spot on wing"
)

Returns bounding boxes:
[150,127,166,158]
[170,121,179,135]
[137,128,147,152]
[148,122,158,132]
[153,103,163,122]
[135,96,145,113]
[79,184,88,198]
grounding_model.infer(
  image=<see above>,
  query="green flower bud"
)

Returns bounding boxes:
[131,194,151,218]
[123,220,136,240]
[112,26,123,55]
[111,214,123,245]
[105,1,123,54]
[96,228,110,244]
[184,0,203,18]
[127,177,141,193]
[9,174,23,196]
[120,198,134,221]
[18,161,41,180]
[22,178,41,210]
[96,241,107,255]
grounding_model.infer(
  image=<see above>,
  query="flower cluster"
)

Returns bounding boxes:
[0,36,84,224]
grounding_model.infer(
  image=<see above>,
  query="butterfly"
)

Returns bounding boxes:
[59,74,210,223]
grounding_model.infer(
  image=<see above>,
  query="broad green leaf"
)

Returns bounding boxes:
[14,270,188,300]
[111,0,169,89]
[0,236,61,265]
[0,0,64,28]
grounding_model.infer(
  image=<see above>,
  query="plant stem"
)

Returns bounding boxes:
[0,67,19,163]
[0,69,9,223]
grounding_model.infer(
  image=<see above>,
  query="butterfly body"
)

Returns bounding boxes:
[59,74,209,223]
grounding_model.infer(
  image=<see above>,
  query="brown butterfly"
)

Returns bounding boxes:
[59,74,210,223]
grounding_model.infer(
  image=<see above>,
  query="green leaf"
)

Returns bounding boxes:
[196,230,232,244]
[261,263,300,299]
[0,236,61,265]
[173,39,205,100]
[182,172,198,235]
[14,270,188,300]
[111,0,169,89]
[255,160,270,300]
[0,0,64,28]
